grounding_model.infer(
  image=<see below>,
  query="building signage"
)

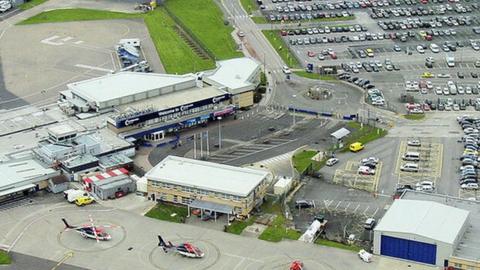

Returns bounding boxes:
[115,93,231,128]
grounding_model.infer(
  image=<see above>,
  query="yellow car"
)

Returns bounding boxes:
[349,142,364,152]
[75,196,94,206]
[365,48,374,57]
[421,72,434,78]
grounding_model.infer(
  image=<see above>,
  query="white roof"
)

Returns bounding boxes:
[146,156,270,197]
[47,124,77,137]
[0,159,58,191]
[375,200,469,244]
[274,177,292,188]
[330,127,350,139]
[68,72,196,103]
[205,57,260,93]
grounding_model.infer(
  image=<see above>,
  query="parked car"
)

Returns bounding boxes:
[326,158,339,166]
[407,139,421,146]
[295,200,315,209]
[358,166,375,175]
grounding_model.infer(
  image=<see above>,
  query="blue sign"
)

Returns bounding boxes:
[115,93,231,128]
[307,63,313,73]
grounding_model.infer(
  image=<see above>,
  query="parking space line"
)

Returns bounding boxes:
[344,202,351,212]
[371,207,379,217]
[362,206,370,216]
[335,201,342,210]
[353,204,360,213]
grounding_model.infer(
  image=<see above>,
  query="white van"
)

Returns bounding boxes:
[63,189,88,203]
[400,163,419,172]
[402,152,420,161]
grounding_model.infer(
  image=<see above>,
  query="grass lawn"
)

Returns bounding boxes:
[143,9,215,74]
[258,197,301,242]
[258,215,301,242]
[292,150,318,174]
[240,0,258,14]
[19,0,48,10]
[18,8,143,25]
[294,71,337,81]
[403,114,425,120]
[226,216,256,234]
[18,8,214,74]
[340,122,387,152]
[315,238,362,252]
[0,250,11,265]
[145,203,188,223]
[165,0,242,60]
[251,16,268,24]
[262,30,299,68]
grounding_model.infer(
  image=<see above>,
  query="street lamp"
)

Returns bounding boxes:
[292,94,297,126]
[217,116,222,150]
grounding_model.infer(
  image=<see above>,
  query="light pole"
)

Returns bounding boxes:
[217,116,222,150]
[292,94,297,126]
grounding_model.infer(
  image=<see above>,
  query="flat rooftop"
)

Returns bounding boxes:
[68,72,196,103]
[205,57,259,93]
[401,191,480,262]
[0,159,58,191]
[47,124,77,138]
[117,85,227,113]
[374,199,469,245]
[145,155,270,197]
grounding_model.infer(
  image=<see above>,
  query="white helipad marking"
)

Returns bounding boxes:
[74,64,113,73]
[61,36,73,42]
[40,35,63,46]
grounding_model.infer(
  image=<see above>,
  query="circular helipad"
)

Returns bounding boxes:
[148,239,220,270]
[57,220,126,252]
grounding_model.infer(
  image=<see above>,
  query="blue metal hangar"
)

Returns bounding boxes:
[373,199,470,267]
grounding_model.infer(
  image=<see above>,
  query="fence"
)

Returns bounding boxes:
[162,5,216,61]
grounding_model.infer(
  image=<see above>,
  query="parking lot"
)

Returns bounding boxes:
[269,0,480,113]
[333,160,382,192]
[0,19,160,109]
[395,139,443,189]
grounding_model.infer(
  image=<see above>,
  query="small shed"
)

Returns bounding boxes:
[48,175,69,194]
[273,176,293,195]
[92,175,136,200]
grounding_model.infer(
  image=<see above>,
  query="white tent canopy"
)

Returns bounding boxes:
[330,127,350,140]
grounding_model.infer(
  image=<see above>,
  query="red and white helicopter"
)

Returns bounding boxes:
[158,235,204,258]
[62,216,112,242]
[290,260,304,270]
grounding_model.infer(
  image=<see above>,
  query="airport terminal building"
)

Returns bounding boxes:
[145,156,272,217]
[59,57,260,141]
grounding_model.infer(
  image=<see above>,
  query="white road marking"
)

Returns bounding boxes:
[353,204,360,213]
[74,40,84,44]
[372,207,379,217]
[74,64,113,73]
[40,35,63,46]
[224,253,263,263]
[61,36,73,42]
[334,201,342,210]
[362,206,370,216]
[344,202,351,211]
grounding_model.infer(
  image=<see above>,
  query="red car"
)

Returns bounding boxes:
[329,52,337,59]
[280,30,287,36]
[420,0,428,4]
[307,51,316,57]
[425,35,432,41]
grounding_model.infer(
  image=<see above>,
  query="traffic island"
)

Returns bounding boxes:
[0,250,11,265]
